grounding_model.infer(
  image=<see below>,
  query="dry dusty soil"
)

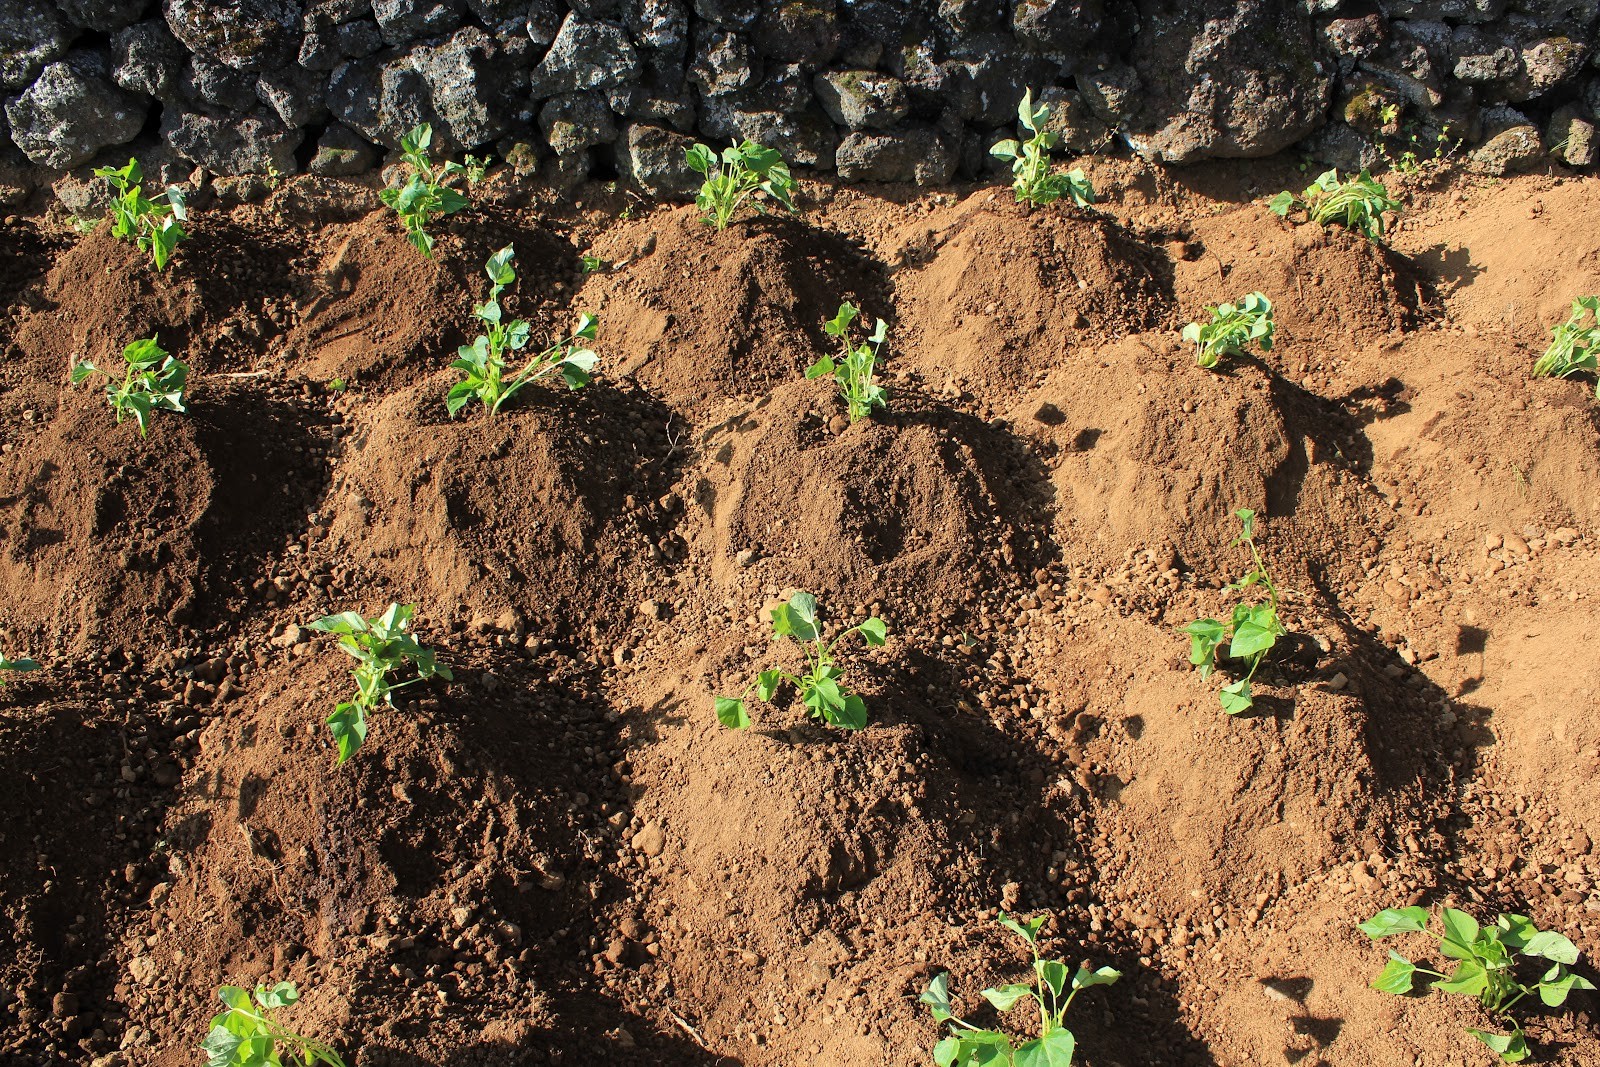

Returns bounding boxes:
[1,158,1599,1067]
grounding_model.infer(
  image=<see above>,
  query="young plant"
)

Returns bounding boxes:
[0,652,40,681]
[1269,168,1400,241]
[684,139,797,231]
[202,981,346,1067]
[70,336,188,436]
[93,157,188,270]
[715,592,886,730]
[1181,292,1275,369]
[1179,508,1286,715]
[1531,296,1599,396]
[446,246,597,416]
[308,603,452,763]
[920,912,1121,1067]
[806,302,888,422]
[990,89,1096,209]
[1361,906,1596,1063]
[379,123,469,258]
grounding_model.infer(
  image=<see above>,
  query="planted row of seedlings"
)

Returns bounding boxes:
[7,88,1599,1067]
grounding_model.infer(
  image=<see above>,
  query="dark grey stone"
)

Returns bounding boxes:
[5,60,147,168]
[0,0,72,91]
[372,0,464,45]
[814,70,910,130]
[609,85,697,130]
[1322,15,1386,68]
[752,0,839,66]
[336,19,383,58]
[257,64,328,127]
[836,125,957,183]
[1511,36,1590,99]
[624,0,689,53]
[699,98,835,165]
[539,91,616,154]
[309,121,379,174]
[939,0,1005,36]
[183,55,259,111]
[1467,110,1544,172]
[529,14,641,96]
[619,121,699,195]
[165,0,301,72]
[689,29,755,96]
[568,0,620,15]
[113,19,185,100]
[693,0,757,29]
[1012,0,1105,53]
[57,0,147,31]
[1548,103,1595,166]
[1379,0,1505,19]
[523,0,565,45]
[163,104,302,173]
[1035,86,1109,154]
[329,26,514,152]
[728,60,810,113]
[299,28,343,71]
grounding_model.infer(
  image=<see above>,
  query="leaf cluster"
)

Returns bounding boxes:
[806,302,888,422]
[202,982,346,1067]
[308,604,452,763]
[0,652,40,681]
[447,245,598,416]
[378,124,470,258]
[94,157,188,270]
[715,592,886,731]
[1181,292,1275,370]
[684,139,797,231]
[1531,296,1599,397]
[1179,508,1286,715]
[1362,906,1596,1062]
[990,90,1095,210]
[1269,168,1400,241]
[71,336,189,436]
[920,912,1121,1067]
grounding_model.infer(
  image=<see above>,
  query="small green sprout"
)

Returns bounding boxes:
[715,592,886,731]
[684,139,797,231]
[326,378,347,393]
[920,911,1121,1067]
[1181,292,1275,369]
[1361,906,1596,1063]
[202,981,346,1067]
[580,254,608,274]
[990,89,1095,210]
[93,157,188,270]
[446,245,598,416]
[379,124,469,258]
[806,302,888,422]
[1180,508,1286,715]
[308,603,452,763]
[0,652,40,680]
[1531,296,1599,396]
[462,153,490,186]
[71,336,188,436]
[1269,168,1400,241]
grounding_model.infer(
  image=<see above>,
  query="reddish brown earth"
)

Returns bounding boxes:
[1,160,1599,1067]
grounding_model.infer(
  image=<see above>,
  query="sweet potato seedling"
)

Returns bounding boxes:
[379,123,469,258]
[1531,296,1599,397]
[684,139,797,231]
[920,911,1121,1066]
[0,652,40,681]
[71,336,188,436]
[715,592,886,730]
[447,245,598,416]
[806,302,888,422]
[990,89,1095,210]
[94,157,187,270]
[1180,508,1286,715]
[1361,906,1596,1063]
[1182,292,1275,369]
[1269,168,1400,241]
[202,981,346,1067]
[309,603,452,763]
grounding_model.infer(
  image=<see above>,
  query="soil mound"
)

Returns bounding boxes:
[891,192,1175,404]
[579,208,891,415]
[327,377,678,640]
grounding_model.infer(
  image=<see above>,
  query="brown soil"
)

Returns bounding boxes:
[2,162,1599,1067]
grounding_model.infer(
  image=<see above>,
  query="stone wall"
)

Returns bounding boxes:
[2,0,1596,197]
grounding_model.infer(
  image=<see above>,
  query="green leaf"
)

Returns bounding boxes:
[1228,604,1281,659]
[1439,908,1481,960]
[999,912,1046,946]
[755,669,783,702]
[1522,930,1579,965]
[773,592,819,642]
[1359,907,1429,938]
[1468,1028,1529,1063]
[953,1031,1015,1066]
[255,981,298,1010]
[1218,679,1254,715]
[1037,959,1069,999]
[1268,190,1296,217]
[1071,964,1121,990]
[920,973,954,1022]
[1371,952,1417,995]
[327,703,368,764]
[1014,1029,1075,1067]
[990,139,1021,161]
[858,617,887,646]
[1537,967,1593,1007]
[831,693,868,730]
[1433,957,1488,996]
[804,355,836,379]
[715,696,749,729]
[932,1035,961,1067]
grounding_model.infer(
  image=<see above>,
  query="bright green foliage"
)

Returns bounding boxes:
[308,604,452,763]
[806,302,888,422]
[1180,508,1286,715]
[1269,168,1400,241]
[1361,906,1596,1063]
[378,124,469,258]
[921,912,1121,1066]
[0,652,40,681]
[715,592,886,731]
[990,90,1095,210]
[1531,296,1599,397]
[446,245,598,416]
[1181,292,1275,370]
[462,153,490,186]
[684,139,797,231]
[580,254,608,274]
[93,158,188,271]
[71,336,189,436]
[202,982,346,1067]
